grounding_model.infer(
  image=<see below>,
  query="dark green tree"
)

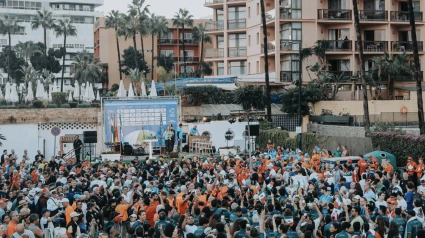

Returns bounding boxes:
[157,54,174,73]
[178,86,224,106]
[30,48,63,74]
[121,46,149,74]
[234,85,265,110]
[281,84,322,116]
[0,46,25,82]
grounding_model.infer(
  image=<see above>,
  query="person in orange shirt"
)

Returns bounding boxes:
[406,157,417,177]
[358,155,368,175]
[115,194,134,237]
[144,197,159,227]
[416,157,425,180]
[383,161,394,174]
[176,185,187,214]
[6,211,18,238]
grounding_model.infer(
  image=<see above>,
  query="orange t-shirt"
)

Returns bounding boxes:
[406,161,417,175]
[65,206,74,225]
[358,159,368,174]
[115,204,132,222]
[146,204,158,227]
[6,221,17,238]
[416,163,425,178]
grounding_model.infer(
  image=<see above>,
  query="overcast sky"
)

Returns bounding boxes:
[100,0,212,19]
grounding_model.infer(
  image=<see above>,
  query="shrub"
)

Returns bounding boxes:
[17,104,28,109]
[47,104,57,108]
[52,92,67,106]
[60,103,71,108]
[77,103,91,108]
[0,99,6,106]
[69,102,78,108]
[259,121,276,130]
[32,100,44,108]
[256,129,290,150]
[91,103,100,108]
[371,132,425,167]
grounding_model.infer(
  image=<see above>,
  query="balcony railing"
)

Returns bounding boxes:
[280,71,299,83]
[326,40,352,51]
[228,19,246,30]
[318,9,352,20]
[355,41,388,52]
[266,9,275,21]
[391,41,424,52]
[205,21,224,31]
[326,71,353,79]
[205,48,224,58]
[261,41,276,53]
[177,57,200,63]
[204,0,223,4]
[159,39,179,45]
[280,40,301,51]
[228,47,247,57]
[227,0,247,2]
[182,39,196,44]
[390,11,423,22]
[359,10,388,21]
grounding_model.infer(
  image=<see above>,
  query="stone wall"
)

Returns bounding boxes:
[308,124,366,137]
[0,108,100,124]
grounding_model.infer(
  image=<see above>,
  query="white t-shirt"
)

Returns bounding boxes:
[40,216,54,231]
[418,185,425,195]
[375,200,388,209]
[397,199,407,210]
[184,224,198,237]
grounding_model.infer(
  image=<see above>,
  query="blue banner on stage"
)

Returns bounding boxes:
[104,98,179,147]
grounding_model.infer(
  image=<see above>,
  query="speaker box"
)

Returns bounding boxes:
[83,131,97,137]
[183,145,189,153]
[245,125,260,136]
[84,136,97,143]
[168,152,179,158]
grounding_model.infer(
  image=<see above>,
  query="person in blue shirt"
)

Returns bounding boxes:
[406,210,423,238]
[405,181,415,210]
[176,124,183,153]
[189,125,199,136]
[335,222,351,238]
[390,208,406,237]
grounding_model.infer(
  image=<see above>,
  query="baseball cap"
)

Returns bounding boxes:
[407,210,416,216]
[74,194,84,199]
[70,212,80,218]
[61,198,70,203]
[353,195,361,200]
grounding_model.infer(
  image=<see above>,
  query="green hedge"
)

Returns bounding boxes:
[52,92,67,106]
[60,104,71,108]
[256,129,317,153]
[33,100,44,108]
[47,104,57,108]
[69,102,78,108]
[77,103,91,108]
[371,132,425,166]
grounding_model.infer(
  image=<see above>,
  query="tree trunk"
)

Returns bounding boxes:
[199,39,204,77]
[61,34,66,92]
[7,32,10,83]
[408,0,425,134]
[140,33,145,61]
[182,25,186,75]
[115,27,123,81]
[132,32,139,70]
[260,0,272,122]
[151,33,154,81]
[44,27,47,55]
[353,0,370,130]
[388,75,394,99]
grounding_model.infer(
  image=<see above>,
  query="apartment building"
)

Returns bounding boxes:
[0,0,103,88]
[203,0,425,100]
[94,17,210,88]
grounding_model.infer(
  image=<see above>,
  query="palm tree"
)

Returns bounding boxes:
[259,0,272,121]
[31,8,55,55]
[407,0,425,134]
[149,14,168,81]
[14,41,42,63]
[128,0,150,62]
[18,64,40,87]
[105,10,124,81]
[119,12,140,70]
[127,68,146,95]
[352,0,370,130]
[54,19,77,92]
[0,133,5,147]
[193,23,212,77]
[71,51,102,85]
[172,8,194,76]
[0,15,24,82]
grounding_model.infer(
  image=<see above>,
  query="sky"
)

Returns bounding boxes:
[100,0,213,19]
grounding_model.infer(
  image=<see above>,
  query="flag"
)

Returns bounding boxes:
[110,114,114,144]
[114,114,118,143]
[158,113,164,147]
[258,192,266,203]
[119,114,124,147]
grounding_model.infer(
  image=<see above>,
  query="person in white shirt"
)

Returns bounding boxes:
[46,191,62,216]
[396,191,408,210]
[57,172,67,185]
[182,214,197,237]
[375,192,388,209]
[39,209,60,231]
[418,180,425,196]
[121,186,133,203]
[324,171,335,185]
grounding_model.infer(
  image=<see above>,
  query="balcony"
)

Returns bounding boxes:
[204,0,223,5]
[359,10,388,21]
[177,57,200,63]
[205,48,224,58]
[228,47,247,57]
[205,21,224,31]
[280,40,301,51]
[181,39,197,44]
[280,71,299,83]
[355,41,388,52]
[326,71,353,79]
[266,9,275,22]
[390,11,423,22]
[391,41,424,52]
[326,40,352,51]
[228,19,246,30]
[159,39,179,45]
[318,9,352,21]
[261,41,276,53]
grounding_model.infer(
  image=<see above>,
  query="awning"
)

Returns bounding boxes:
[201,104,284,117]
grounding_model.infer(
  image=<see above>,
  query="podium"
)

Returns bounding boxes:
[188,136,210,152]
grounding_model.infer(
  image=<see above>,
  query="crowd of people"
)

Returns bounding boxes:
[0,140,424,238]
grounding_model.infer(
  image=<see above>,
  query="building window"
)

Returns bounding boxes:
[280,22,302,50]
[248,7,250,18]
[281,54,300,72]
[256,33,259,45]
[181,66,195,72]
[229,61,247,75]
[229,34,246,47]
[12,27,25,35]
[160,50,173,56]
[256,61,259,73]
[248,35,251,46]
[180,32,192,39]
[0,39,6,46]
[257,3,259,15]
[217,35,224,48]
[218,62,224,75]
[180,50,194,57]
[228,6,246,20]
[216,9,224,21]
